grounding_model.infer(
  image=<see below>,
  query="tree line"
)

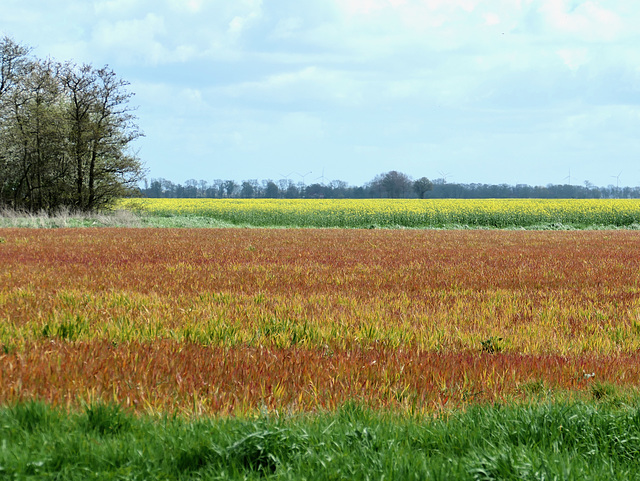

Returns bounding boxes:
[141,172,640,199]
[0,37,144,212]
[141,170,435,199]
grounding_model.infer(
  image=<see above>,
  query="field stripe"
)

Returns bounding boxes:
[1,340,637,415]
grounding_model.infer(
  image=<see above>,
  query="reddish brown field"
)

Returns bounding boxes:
[1,228,640,414]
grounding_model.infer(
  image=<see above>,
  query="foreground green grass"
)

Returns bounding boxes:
[3,400,640,480]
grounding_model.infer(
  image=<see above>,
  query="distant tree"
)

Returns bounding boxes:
[284,183,299,198]
[223,180,237,197]
[305,183,328,198]
[209,179,223,198]
[183,179,198,197]
[161,178,177,197]
[248,179,260,196]
[413,177,433,199]
[369,170,413,198]
[147,179,162,197]
[263,180,279,198]
[278,179,293,193]
[350,186,368,198]
[329,179,349,198]
[197,179,208,196]
[240,180,255,198]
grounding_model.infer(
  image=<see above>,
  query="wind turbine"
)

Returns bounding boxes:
[315,168,326,185]
[438,170,451,184]
[563,168,571,185]
[611,171,622,189]
[294,171,312,187]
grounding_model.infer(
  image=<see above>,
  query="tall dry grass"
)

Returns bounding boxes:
[0,206,142,228]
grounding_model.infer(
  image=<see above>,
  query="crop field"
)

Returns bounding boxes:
[118,198,640,228]
[2,228,640,417]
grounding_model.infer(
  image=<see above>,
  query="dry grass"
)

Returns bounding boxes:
[0,207,142,228]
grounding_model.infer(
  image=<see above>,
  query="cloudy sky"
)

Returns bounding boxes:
[2,0,640,187]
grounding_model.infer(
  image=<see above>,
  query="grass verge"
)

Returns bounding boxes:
[0,207,144,228]
[2,400,640,479]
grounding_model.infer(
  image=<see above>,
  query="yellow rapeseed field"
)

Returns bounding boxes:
[117,198,640,228]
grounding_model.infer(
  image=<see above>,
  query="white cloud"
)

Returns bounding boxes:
[166,0,204,14]
[227,0,263,35]
[558,105,640,138]
[556,47,589,70]
[90,0,269,65]
[539,0,625,42]
[93,0,142,15]
[221,66,366,107]
[271,17,304,39]
[92,13,168,65]
[484,12,501,26]
[339,0,386,15]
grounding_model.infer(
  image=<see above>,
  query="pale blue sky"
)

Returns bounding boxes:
[3,0,640,187]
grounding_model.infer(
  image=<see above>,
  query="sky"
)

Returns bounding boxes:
[2,0,640,188]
